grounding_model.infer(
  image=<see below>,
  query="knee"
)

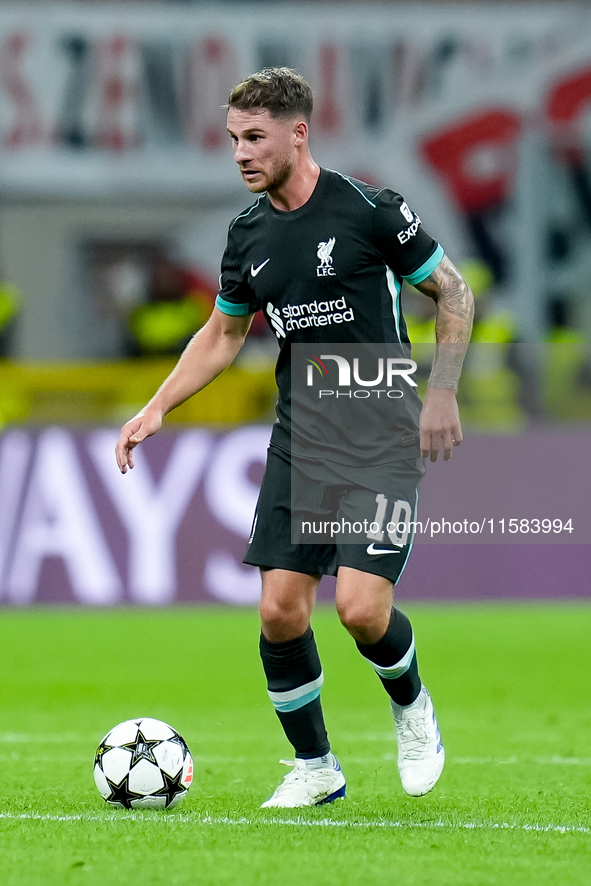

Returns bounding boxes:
[336,592,392,644]
[259,570,318,642]
[260,594,310,642]
[336,598,378,641]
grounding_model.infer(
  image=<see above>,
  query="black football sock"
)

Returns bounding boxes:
[260,627,331,759]
[355,607,422,706]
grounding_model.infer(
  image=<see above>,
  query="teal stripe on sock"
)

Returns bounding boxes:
[268,673,324,713]
[367,635,416,680]
[270,686,322,713]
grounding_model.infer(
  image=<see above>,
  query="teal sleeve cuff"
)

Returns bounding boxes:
[403,244,445,285]
[215,295,252,316]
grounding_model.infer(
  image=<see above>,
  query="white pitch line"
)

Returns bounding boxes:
[203,816,591,835]
[0,734,91,743]
[0,754,247,764]
[0,811,588,835]
[1,734,589,772]
[0,755,90,764]
[452,756,591,766]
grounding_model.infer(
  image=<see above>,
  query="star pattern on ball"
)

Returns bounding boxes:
[94,719,193,811]
[166,733,189,754]
[105,775,143,810]
[153,768,187,808]
[122,729,161,767]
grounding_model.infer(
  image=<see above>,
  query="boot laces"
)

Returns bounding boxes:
[397,715,431,760]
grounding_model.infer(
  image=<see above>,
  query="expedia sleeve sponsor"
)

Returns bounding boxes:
[370,190,442,281]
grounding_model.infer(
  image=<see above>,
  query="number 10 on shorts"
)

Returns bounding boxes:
[367,494,413,546]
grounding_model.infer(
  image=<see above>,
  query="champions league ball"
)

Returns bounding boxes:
[93,718,193,809]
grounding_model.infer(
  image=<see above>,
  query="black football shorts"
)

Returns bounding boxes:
[243,445,425,583]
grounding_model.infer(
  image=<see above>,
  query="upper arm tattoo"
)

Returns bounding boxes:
[414,255,474,341]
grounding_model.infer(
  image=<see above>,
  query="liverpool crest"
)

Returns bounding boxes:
[316,237,336,277]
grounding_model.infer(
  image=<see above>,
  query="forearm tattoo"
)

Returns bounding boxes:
[414,256,474,390]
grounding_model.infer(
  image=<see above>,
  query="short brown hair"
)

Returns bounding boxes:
[227,67,313,122]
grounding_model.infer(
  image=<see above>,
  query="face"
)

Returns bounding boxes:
[227,107,301,194]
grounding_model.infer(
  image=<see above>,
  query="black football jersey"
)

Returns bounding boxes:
[215,168,444,462]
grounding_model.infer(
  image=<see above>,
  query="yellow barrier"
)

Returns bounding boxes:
[2,349,590,430]
[0,358,278,427]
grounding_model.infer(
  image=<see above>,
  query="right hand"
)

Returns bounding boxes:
[115,408,163,473]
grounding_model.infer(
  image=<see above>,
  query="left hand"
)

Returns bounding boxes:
[419,388,463,462]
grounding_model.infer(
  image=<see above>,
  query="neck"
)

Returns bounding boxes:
[267,156,321,212]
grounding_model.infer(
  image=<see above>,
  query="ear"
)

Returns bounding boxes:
[293,120,308,147]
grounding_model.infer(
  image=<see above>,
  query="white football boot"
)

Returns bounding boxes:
[261,757,346,808]
[391,686,445,797]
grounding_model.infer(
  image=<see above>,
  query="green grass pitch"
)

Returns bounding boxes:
[0,603,590,886]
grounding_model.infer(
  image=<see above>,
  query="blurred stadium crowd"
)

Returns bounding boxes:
[0,0,590,430]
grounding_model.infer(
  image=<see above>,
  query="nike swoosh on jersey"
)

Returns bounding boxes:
[366,544,400,555]
[251,259,270,277]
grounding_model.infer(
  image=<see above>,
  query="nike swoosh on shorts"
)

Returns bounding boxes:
[366,544,400,555]
[251,259,270,277]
